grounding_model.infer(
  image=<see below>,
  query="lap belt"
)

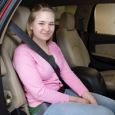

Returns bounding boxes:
[36,103,51,115]
[36,87,65,115]
[8,21,65,115]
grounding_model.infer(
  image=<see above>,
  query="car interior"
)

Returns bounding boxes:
[56,11,115,91]
[1,0,115,115]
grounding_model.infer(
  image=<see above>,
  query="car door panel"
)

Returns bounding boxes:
[95,44,115,57]
[0,0,8,12]
[0,0,21,44]
[88,33,115,71]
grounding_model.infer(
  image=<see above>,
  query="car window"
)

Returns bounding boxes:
[95,3,115,35]
[52,5,77,25]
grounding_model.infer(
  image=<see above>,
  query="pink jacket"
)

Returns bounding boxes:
[13,41,87,107]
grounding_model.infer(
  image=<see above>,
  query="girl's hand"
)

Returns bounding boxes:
[69,96,90,104]
[81,90,98,105]
[69,90,97,105]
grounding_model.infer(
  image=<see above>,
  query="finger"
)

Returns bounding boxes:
[91,101,98,105]
[85,99,90,104]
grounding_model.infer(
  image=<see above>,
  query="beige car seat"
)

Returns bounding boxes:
[56,12,115,91]
[1,6,30,114]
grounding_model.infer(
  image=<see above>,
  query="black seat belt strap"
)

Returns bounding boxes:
[8,21,61,78]
[79,18,86,46]
[36,103,51,115]
[36,86,65,115]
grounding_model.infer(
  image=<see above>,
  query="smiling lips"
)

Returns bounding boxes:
[42,33,50,36]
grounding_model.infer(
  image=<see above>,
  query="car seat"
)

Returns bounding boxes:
[1,6,30,114]
[56,12,115,91]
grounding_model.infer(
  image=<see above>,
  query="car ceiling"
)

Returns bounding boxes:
[20,0,115,9]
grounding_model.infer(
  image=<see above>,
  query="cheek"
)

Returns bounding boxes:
[51,26,55,33]
[33,26,42,33]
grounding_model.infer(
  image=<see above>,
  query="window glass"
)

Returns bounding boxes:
[95,4,115,35]
[52,5,77,25]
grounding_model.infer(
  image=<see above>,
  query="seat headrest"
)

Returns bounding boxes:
[59,12,75,31]
[8,6,30,34]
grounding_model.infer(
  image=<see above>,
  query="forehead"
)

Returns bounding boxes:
[35,11,55,22]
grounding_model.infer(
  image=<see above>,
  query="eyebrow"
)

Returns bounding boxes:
[38,21,55,23]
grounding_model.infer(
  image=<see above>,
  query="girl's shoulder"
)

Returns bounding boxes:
[14,43,32,56]
[16,43,30,50]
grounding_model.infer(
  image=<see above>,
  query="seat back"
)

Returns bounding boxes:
[1,6,30,114]
[56,12,90,67]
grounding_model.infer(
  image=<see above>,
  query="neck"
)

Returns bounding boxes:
[33,38,50,55]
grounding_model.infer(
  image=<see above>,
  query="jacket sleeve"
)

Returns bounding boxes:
[53,42,88,96]
[13,46,69,104]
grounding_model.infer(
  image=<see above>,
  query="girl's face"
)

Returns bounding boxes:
[30,11,55,42]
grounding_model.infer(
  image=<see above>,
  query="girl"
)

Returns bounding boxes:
[13,3,115,115]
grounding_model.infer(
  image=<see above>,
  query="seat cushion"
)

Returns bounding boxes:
[100,70,115,90]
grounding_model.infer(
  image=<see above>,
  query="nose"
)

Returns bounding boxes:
[44,24,50,32]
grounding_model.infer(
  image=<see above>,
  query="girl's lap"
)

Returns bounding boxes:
[43,89,115,115]
[44,101,114,115]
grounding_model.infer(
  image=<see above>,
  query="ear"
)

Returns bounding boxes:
[30,27,33,30]
[29,26,33,30]
[29,23,33,30]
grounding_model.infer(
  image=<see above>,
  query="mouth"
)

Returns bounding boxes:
[42,33,50,36]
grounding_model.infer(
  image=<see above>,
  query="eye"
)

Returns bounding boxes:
[49,23,54,26]
[39,23,43,25]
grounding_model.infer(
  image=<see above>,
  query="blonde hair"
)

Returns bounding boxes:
[26,3,55,43]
